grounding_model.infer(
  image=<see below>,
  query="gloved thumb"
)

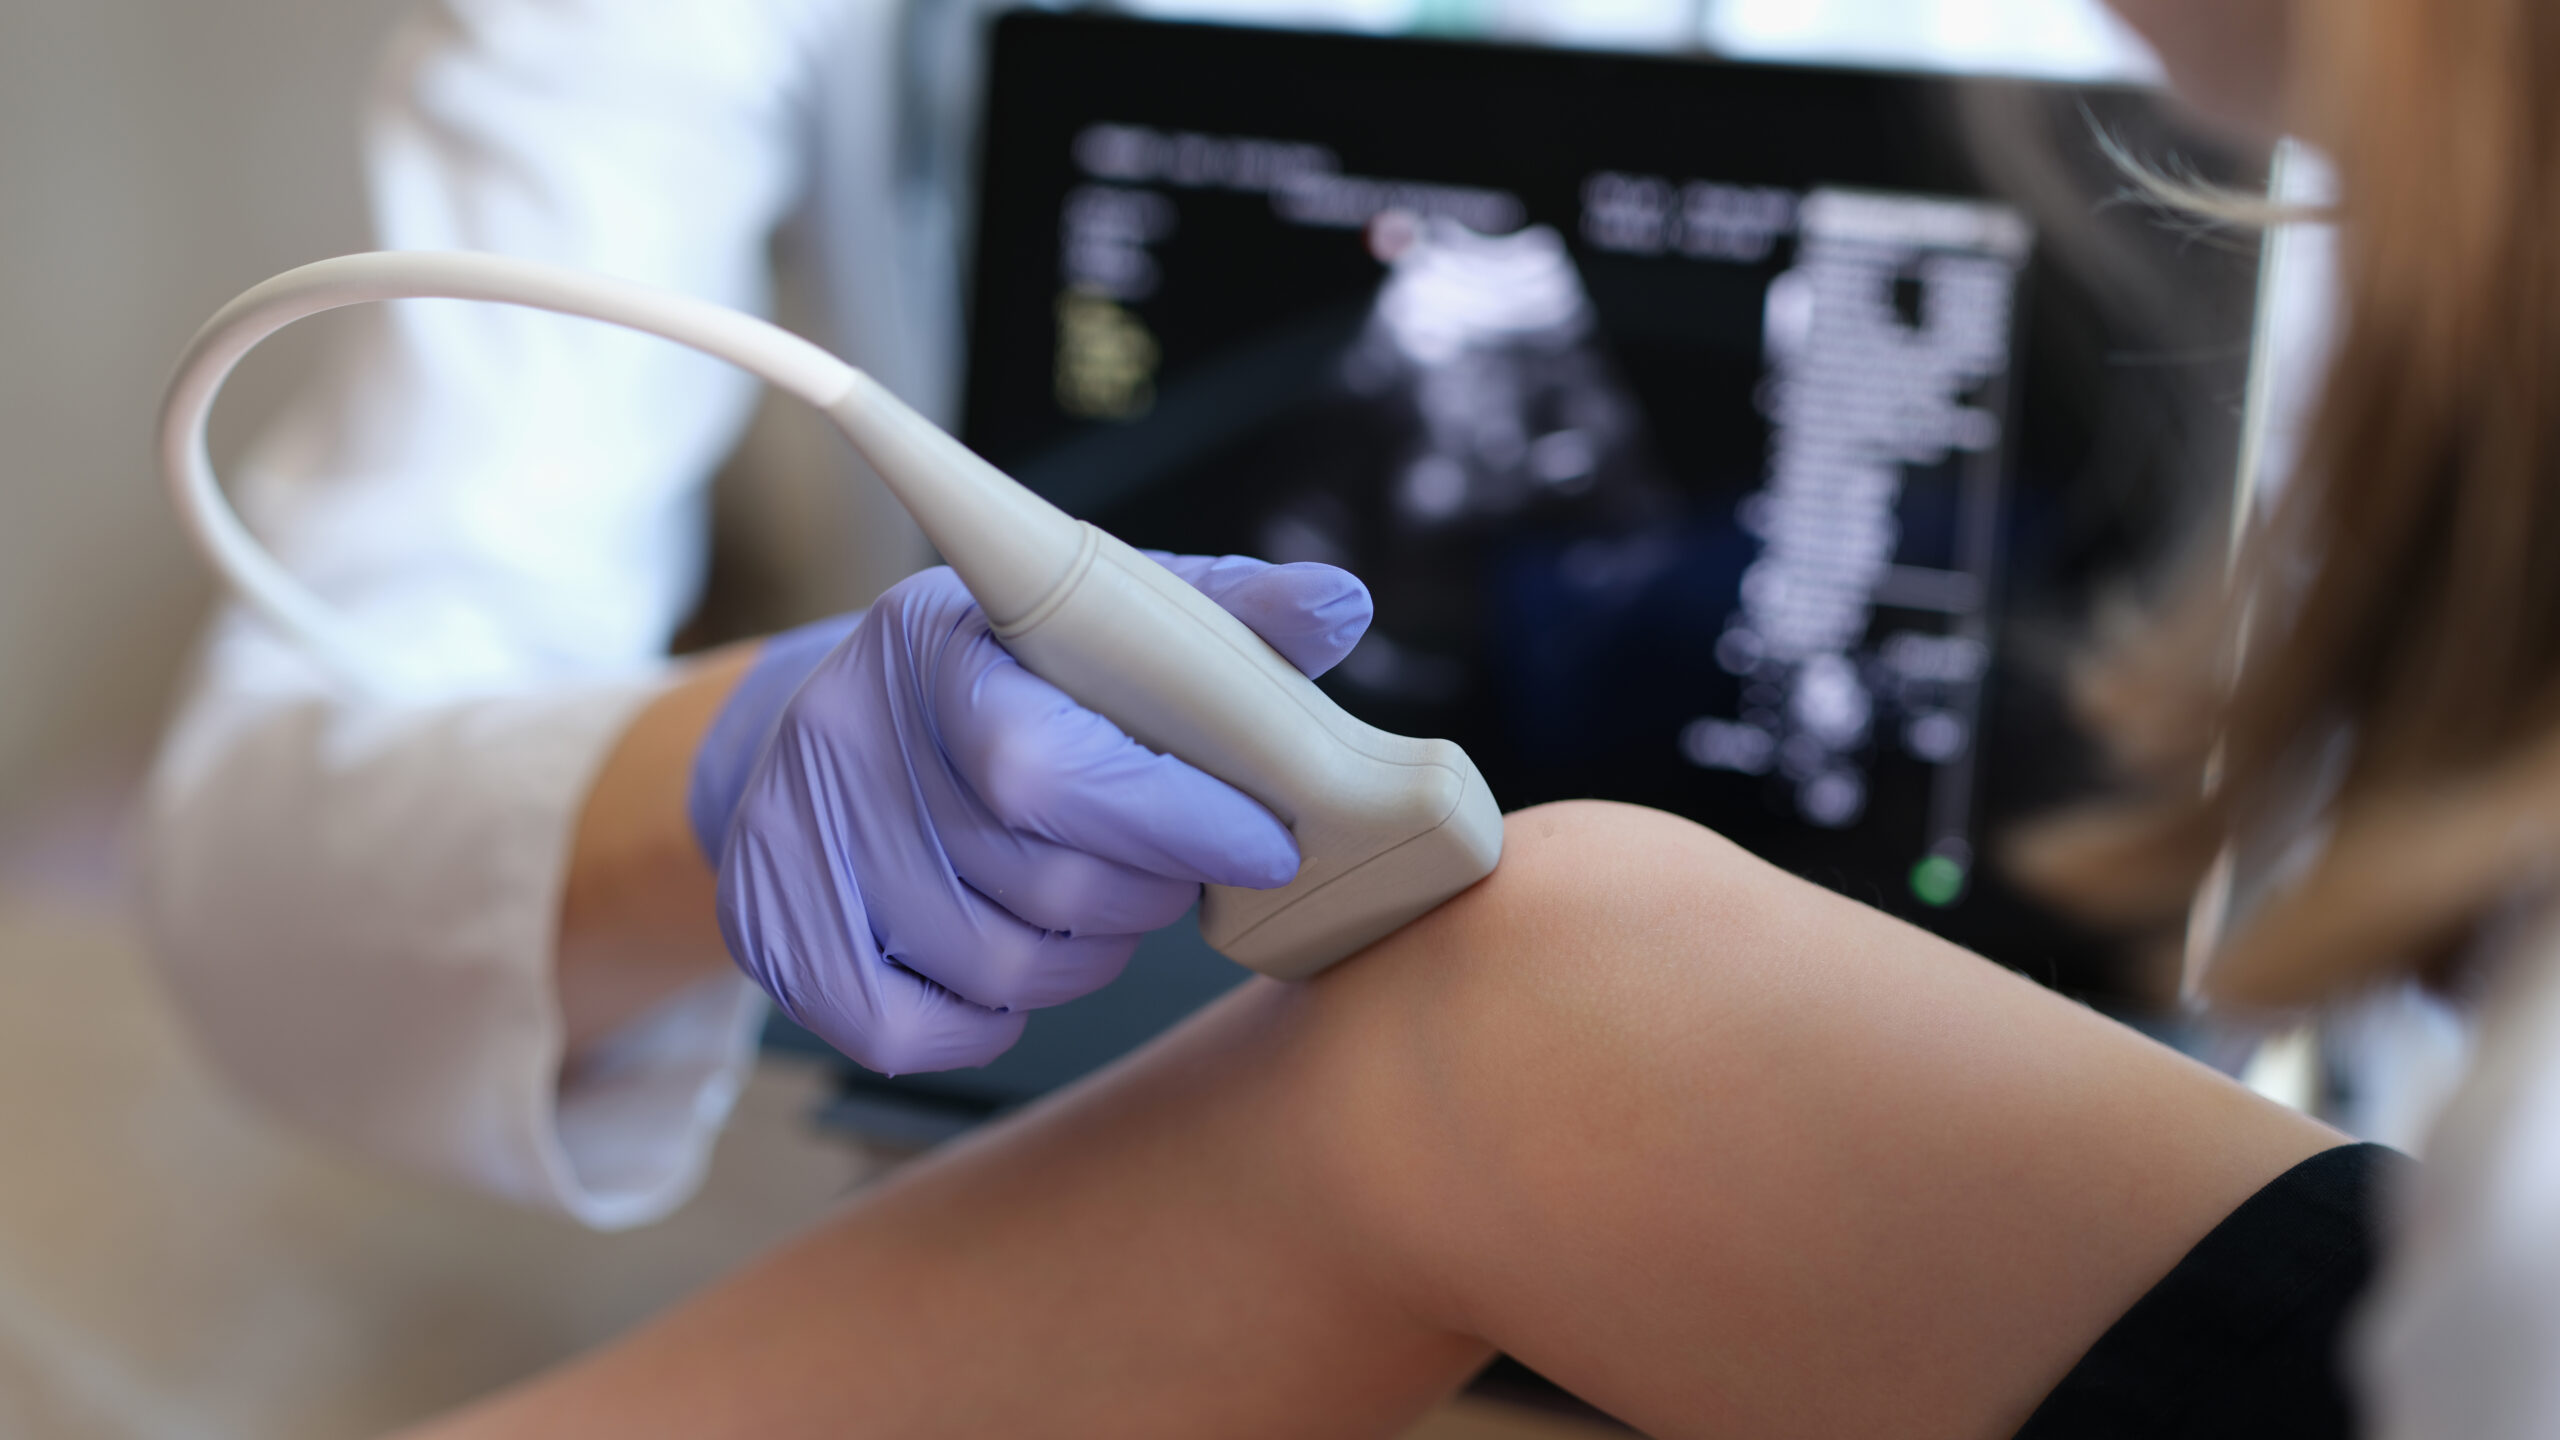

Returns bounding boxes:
[1145,551,1373,679]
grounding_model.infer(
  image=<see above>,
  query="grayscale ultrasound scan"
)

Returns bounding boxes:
[961,11,2265,1001]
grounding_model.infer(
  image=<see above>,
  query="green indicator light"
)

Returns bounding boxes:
[1910,855,1967,908]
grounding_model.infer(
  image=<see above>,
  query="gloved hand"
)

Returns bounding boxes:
[686,553,1372,1074]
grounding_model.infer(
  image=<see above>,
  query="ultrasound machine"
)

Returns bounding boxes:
[801,9,2266,1145]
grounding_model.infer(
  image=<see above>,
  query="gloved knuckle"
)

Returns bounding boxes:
[849,1029,927,1075]
[854,1006,995,1075]
[975,731,1067,827]
[851,1020,927,1073]
[878,566,962,624]
[968,930,1053,1011]
[1012,860,1098,931]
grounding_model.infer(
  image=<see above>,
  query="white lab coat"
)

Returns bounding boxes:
[140,0,951,1231]
[140,0,2560,1430]
[2352,927,2560,1440]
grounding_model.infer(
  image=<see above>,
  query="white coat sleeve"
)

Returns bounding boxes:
[2354,911,2560,1440]
[141,0,856,1229]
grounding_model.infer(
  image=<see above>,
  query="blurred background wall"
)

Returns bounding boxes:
[0,0,420,821]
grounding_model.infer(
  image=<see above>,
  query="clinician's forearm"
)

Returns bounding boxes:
[556,643,761,1059]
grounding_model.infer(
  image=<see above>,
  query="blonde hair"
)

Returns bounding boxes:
[2013,0,2560,1007]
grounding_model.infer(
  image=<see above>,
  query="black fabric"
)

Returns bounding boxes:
[2014,1142,2410,1440]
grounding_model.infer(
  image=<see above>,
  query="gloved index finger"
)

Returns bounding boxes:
[941,643,1302,890]
[1144,550,1373,679]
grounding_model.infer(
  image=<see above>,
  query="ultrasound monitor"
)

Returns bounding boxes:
[806,10,2263,1136]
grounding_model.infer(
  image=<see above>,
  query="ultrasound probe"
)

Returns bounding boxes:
[159,251,1505,980]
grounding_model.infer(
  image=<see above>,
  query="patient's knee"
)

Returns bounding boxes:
[1269,803,1797,1288]
[1384,798,1781,1008]
[1305,805,1792,1143]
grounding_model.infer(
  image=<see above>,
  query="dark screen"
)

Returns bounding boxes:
[960,13,2263,993]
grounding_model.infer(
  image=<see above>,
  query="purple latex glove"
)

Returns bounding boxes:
[686,553,1372,1074]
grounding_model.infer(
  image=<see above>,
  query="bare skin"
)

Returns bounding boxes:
[554,647,753,1058]
[436,800,2335,1440]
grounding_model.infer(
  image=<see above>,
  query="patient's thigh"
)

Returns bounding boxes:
[1281,800,2336,1440]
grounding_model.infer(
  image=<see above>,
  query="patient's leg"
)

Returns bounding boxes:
[402,801,2334,1440]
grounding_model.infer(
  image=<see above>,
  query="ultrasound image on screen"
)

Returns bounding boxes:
[962,14,2263,992]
